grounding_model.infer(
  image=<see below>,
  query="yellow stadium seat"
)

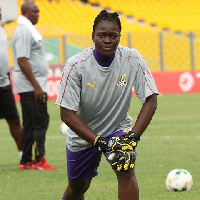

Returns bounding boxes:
[4,0,200,71]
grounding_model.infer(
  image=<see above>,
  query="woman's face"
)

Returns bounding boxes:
[92,20,121,56]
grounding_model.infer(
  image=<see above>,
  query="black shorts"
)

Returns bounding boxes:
[0,85,20,120]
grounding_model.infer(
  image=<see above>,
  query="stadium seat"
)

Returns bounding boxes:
[3,0,200,71]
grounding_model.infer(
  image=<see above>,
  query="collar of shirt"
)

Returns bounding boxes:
[93,49,115,67]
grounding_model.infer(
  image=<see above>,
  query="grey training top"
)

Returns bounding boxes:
[0,26,10,87]
[12,24,48,93]
[56,46,159,152]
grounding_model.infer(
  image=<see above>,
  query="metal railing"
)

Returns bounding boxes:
[7,31,200,72]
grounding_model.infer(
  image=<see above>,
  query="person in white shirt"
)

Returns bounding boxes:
[12,1,56,171]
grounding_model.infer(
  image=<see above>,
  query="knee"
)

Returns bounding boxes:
[68,180,91,196]
[116,168,136,181]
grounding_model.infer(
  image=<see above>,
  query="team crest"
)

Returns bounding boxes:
[117,74,127,87]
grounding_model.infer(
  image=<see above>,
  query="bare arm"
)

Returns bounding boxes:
[60,94,157,144]
[60,107,97,145]
[17,57,44,102]
[131,94,158,136]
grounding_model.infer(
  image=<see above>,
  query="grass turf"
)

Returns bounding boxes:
[0,93,200,200]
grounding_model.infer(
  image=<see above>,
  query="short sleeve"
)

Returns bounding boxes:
[134,50,159,104]
[14,28,31,59]
[56,60,81,111]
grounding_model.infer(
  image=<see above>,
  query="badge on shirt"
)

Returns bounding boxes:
[117,74,127,87]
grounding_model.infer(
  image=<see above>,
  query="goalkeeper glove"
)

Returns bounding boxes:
[110,149,136,171]
[108,132,140,171]
[94,136,108,152]
[94,135,134,153]
[119,131,140,147]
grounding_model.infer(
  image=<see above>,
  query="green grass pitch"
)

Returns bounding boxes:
[0,93,200,200]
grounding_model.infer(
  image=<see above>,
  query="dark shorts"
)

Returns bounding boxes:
[66,130,130,182]
[0,85,19,120]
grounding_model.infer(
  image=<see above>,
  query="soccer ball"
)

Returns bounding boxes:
[60,122,69,135]
[165,169,193,191]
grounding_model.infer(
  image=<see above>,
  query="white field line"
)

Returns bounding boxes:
[46,134,200,140]
[150,124,200,128]
[46,123,200,140]
[141,135,200,139]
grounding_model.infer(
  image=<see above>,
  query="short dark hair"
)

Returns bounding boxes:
[93,10,121,32]
[21,1,35,15]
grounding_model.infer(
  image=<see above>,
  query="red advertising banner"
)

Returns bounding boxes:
[10,65,200,102]
[153,71,200,95]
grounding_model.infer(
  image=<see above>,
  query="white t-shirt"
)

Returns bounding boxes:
[12,24,48,93]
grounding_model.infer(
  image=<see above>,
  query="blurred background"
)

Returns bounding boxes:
[1,0,200,71]
[1,0,200,98]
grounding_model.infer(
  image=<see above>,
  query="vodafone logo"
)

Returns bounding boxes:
[179,72,195,92]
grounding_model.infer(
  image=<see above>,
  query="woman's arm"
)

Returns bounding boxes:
[131,93,158,136]
[60,107,97,144]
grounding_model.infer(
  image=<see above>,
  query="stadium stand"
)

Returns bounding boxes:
[4,0,159,37]
[87,0,200,33]
[3,0,200,71]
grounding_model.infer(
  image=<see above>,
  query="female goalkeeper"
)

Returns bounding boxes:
[56,9,158,200]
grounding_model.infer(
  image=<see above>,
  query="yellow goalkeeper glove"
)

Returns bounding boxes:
[94,135,133,153]
[110,149,136,171]
[119,132,140,148]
